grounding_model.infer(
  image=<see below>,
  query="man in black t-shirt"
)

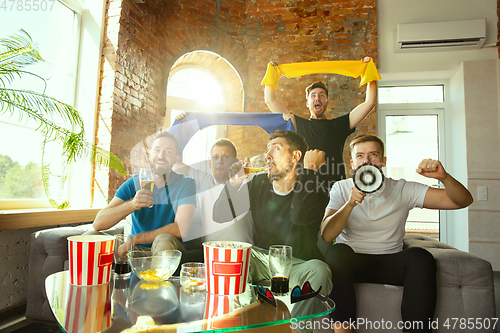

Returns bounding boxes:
[264,57,378,190]
[213,130,332,311]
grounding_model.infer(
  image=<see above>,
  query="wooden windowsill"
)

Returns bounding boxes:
[0,208,101,231]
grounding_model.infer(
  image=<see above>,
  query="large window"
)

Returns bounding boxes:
[378,85,446,240]
[0,0,105,210]
[0,1,80,208]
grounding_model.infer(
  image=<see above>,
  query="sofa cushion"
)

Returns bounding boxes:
[352,234,496,333]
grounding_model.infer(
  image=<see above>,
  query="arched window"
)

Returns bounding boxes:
[166,66,226,170]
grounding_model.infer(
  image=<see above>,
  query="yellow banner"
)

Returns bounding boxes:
[260,60,381,88]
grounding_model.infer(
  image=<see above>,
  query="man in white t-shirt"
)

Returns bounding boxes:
[320,134,474,333]
[174,137,253,245]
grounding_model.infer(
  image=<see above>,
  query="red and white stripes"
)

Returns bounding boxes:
[63,281,112,333]
[204,293,242,330]
[203,241,252,295]
[68,235,115,286]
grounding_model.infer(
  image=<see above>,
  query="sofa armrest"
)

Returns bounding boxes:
[404,234,494,291]
[403,234,496,322]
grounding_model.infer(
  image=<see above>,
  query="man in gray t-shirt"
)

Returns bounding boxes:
[174,136,253,245]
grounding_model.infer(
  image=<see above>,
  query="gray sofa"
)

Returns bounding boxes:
[354,234,496,333]
[27,225,496,332]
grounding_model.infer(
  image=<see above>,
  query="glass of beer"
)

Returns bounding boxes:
[114,234,133,277]
[269,245,293,295]
[244,153,267,175]
[229,154,268,179]
[139,167,154,208]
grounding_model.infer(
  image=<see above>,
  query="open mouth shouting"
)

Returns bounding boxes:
[314,102,323,112]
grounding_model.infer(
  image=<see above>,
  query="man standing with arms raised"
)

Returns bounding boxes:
[264,57,378,190]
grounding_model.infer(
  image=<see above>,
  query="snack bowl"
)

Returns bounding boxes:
[127,250,182,282]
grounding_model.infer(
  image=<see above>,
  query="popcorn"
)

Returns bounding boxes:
[204,241,247,249]
[203,241,253,295]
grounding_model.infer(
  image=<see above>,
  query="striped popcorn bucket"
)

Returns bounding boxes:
[63,281,112,333]
[203,241,252,295]
[203,292,245,330]
[68,235,115,286]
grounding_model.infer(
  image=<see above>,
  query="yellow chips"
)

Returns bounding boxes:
[139,282,170,290]
[139,269,171,281]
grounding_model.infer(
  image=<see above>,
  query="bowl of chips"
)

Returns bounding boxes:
[127,250,182,282]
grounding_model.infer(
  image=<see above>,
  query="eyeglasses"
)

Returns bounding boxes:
[256,281,327,307]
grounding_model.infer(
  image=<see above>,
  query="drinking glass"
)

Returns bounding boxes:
[229,153,268,179]
[139,167,154,208]
[114,234,133,277]
[244,153,268,174]
[269,245,293,295]
[180,262,206,292]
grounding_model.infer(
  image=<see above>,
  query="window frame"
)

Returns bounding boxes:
[378,84,445,104]
[166,64,227,125]
[0,0,107,211]
[377,83,449,242]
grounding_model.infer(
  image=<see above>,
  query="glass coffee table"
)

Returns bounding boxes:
[45,270,334,332]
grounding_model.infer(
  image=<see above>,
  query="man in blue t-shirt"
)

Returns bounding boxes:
[93,131,196,252]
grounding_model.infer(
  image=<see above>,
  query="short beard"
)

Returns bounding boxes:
[267,163,293,181]
[154,165,171,177]
[268,172,285,181]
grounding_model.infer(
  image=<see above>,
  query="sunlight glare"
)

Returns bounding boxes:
[168,68,223,106]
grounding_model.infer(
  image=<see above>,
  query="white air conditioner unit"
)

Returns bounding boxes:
[395,18,486,53]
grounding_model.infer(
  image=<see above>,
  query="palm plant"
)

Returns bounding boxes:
[0,29,126,208]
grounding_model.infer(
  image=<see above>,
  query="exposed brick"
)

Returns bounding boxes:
[95,0,377,202]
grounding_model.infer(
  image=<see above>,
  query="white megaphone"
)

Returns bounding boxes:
[353,163,384,194]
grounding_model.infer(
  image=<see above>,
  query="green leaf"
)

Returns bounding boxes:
[0,29,43,87]
[1,29,125,209]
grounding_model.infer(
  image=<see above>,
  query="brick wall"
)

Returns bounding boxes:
[244,0,378,176]
[96,0,378,200]
[94,0,169,203]
[161,0,259,158]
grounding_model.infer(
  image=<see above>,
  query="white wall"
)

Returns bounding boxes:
[447,64,469,251]
[377,0,498,252]
[463,59,500,270]
[377,0,498,82]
